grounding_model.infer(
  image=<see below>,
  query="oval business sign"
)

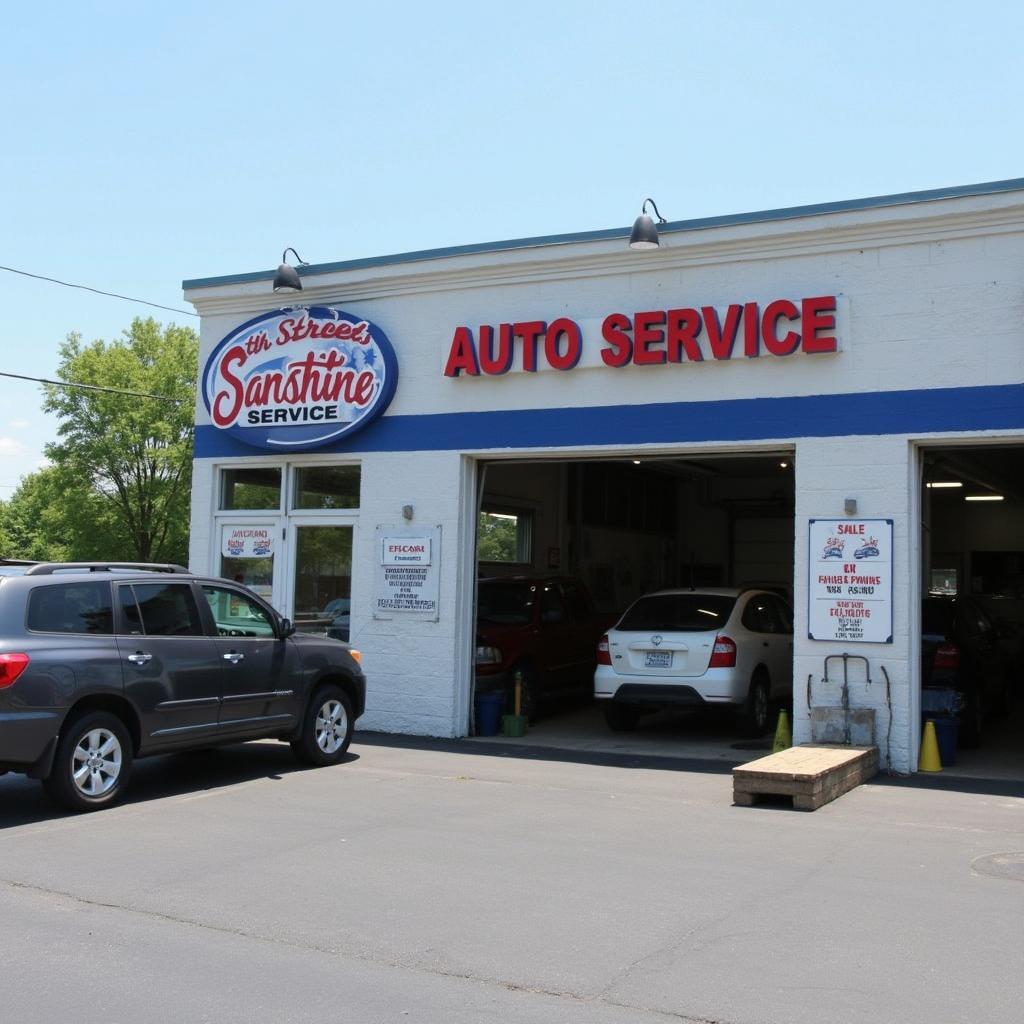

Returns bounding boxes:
[202,306,398,451]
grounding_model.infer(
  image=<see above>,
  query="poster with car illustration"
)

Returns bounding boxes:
[808,519,893,643]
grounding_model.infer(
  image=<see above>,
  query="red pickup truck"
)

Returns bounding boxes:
[474,575,608,721]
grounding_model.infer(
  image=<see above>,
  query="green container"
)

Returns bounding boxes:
[502,713,528,738]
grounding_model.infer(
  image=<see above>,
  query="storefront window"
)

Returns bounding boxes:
[293,466,360,510]
[293,525,353,640]
[477,508,532,564]
[220,467,282,510]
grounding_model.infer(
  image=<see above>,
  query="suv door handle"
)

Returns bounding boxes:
[127,652,152,665]
[223,651,244,664]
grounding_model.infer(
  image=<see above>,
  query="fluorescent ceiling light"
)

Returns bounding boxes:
[926,481,962,489]
[965,494,1004,502]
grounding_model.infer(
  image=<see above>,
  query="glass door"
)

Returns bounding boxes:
[217,519,283,609]
[288,522,354,641]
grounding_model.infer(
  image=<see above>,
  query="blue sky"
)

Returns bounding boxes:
[3,0,1024,495]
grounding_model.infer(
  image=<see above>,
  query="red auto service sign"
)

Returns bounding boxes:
[203,306,398,451]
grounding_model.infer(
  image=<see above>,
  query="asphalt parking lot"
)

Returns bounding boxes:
[1,735,1023,1024]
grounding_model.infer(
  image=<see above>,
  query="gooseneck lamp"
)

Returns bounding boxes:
[629,198,667,250]
[273,248,309,292]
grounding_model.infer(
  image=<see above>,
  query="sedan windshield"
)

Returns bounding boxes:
[477,581,536,625]
[618,594,736,632]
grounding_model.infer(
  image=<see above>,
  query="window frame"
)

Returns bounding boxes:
[477,503,534,566]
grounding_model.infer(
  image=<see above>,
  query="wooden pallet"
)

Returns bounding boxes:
[732,744,879,811]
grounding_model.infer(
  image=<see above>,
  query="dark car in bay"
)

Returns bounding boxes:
[921,595,1009,747]
[474,576,607,720]
[0,561,365,811]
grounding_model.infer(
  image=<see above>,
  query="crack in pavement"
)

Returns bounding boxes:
[1,876,736,1024]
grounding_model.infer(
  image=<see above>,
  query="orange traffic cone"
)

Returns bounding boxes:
[919,720,943,773]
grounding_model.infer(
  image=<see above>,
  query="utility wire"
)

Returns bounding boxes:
[0,265,198,318]
[0,371,185,404]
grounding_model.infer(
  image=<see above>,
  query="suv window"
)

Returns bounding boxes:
[618,594,736,632]
[742,594,787,634]
[477,581,537,625]
[27,582,114,635]
[118,583,204,637]
[562,582,591,623]
[202,585,276,638]
[539,583,566,625]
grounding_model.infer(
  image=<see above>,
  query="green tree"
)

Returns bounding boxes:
[40,318,198,564]
[477,512,519,563]
[0,466,126,561]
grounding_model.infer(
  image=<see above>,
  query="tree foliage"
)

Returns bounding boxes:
[0,318,198,565]
[477,512,519,563]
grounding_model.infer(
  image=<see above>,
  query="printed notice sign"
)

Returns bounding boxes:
[221,525,274,559]
[808,519,893,643]
[374,526,441,620]
[381,536,432,566]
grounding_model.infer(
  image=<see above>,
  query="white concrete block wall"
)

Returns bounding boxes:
[351,451,466,737]
[183,186,1024,756]
[794,436,916,773]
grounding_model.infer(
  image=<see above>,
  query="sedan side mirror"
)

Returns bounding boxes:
[278,617,296,639]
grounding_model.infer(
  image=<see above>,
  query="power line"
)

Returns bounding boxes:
[0,371,185,404]
[0,264,198,317]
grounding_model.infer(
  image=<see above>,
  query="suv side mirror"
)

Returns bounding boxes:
[278,617,296,639]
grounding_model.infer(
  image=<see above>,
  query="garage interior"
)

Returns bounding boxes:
[922,444,1024,780]
[473,452,795,762]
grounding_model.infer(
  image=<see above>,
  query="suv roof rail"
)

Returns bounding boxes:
[24,561,190,576]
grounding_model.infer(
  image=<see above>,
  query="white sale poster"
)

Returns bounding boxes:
[808,519,893,643]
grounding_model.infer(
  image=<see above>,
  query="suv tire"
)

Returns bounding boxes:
[291,686,354,766]
[43,711,134,813]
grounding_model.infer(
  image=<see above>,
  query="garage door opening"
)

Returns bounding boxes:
[921,444,1024,781]
[470,451,795,760]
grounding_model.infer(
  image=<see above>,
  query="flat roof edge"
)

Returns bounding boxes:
[182,176,1024,292]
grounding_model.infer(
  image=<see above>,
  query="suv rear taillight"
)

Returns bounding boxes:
[596,634,611,666]
[933,643,960,671]
[0,653,29,688]
[709,635,737,669]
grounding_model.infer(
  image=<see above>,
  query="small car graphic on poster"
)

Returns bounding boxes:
[822,536,845,559]
[227,538,245,556]
[854,538,880,559]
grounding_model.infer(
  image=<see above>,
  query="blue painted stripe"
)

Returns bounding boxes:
[193,383,1024,459]
[182,177,1024,291]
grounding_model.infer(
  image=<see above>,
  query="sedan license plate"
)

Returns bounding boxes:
[645,650,672,668]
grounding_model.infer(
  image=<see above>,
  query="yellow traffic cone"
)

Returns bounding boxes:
[772,709,792,753]
[919,720,943,773]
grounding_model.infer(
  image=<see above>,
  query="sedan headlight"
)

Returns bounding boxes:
[475,645,502,665]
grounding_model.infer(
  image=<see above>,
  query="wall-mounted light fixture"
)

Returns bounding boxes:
[926,481,963,489]
[629,198,667,250]
[273,248,309,292]
[402,504,414,520]
[965,494,1004,502]
[844,498,858,516]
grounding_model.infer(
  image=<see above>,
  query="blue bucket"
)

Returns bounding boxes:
[474,692,505,736]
